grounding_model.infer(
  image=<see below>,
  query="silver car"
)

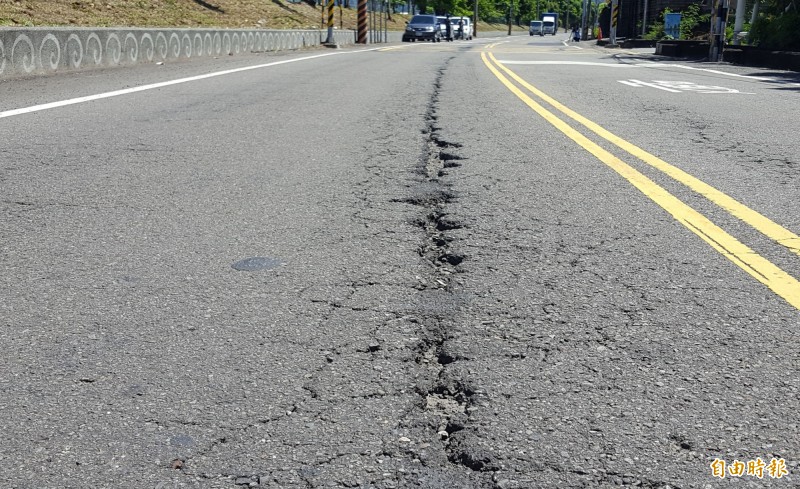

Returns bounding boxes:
[402,15,442,42]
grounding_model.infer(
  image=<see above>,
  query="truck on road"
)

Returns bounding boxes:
[541,12,558,35]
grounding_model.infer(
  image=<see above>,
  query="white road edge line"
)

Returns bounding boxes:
[0,48,381,120]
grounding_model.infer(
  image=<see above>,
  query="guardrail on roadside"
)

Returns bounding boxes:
[0,27,372,79]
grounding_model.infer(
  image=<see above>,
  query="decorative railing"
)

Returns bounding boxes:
[0,27,359,78]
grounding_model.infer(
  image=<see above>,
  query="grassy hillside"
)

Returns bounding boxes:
[0,0,522,33]
[0,0,401,30]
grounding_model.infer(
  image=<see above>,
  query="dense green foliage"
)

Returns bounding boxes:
[678,3,709,39]
[750,0,800,51]
[641,0,798,50]
[643,4,709,40]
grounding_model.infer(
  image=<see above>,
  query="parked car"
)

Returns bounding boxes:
[402,15,443,42]
[529,20,544,36]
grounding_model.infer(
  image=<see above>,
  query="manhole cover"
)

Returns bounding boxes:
[231,257,284,272]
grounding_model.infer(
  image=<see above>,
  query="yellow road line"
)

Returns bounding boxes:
[480,52,800,310]
[487,52,800,258]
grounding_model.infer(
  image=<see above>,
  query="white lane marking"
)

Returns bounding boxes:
[652,80,753,94]
[618,58,800,86]
[499,58,797,87]
[619,80,645,87]
[621,79,682,92]
[618,79,754,94]
[0,48,381,120]
[561,40,582,50]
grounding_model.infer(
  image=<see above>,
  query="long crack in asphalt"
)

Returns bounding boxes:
[389,62,502,487]
[159,60,500,489]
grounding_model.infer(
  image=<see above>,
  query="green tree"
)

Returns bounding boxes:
[643,4,709,40]
[750,0,800,50]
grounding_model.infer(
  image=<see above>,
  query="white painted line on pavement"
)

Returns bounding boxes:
[618,78,754,94]
[0,48,381,120]
[617,58,800,86]
[623,79,682,92]
[499,58,798,86]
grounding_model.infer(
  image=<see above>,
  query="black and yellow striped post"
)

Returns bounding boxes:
[609,0,619,45]
[357,0,368,43]
[324,0,336,44]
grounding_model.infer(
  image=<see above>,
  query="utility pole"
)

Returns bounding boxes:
[508,0,512,35]
[474,0,479,37]
[709,0,729,61]
[581,0,589,39]
[732,0,746,44]
[747,0,760,43]
[641,0,648,36]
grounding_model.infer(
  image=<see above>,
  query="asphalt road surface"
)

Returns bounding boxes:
[1,33,799,489]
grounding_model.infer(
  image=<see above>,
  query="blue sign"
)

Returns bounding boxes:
[665,13,682,39]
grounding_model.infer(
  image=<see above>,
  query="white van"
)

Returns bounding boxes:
[438,16,473,40]
[529,20,544,36]
[452,17,473,40]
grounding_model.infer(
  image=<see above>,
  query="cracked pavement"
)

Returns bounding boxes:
[2,37,800,489]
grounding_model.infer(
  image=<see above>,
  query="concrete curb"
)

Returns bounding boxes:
[0,27,401,80]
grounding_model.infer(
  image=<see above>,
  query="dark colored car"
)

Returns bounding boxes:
[402,15,442,42]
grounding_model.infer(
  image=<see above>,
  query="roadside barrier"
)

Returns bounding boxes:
[0,27,360,79]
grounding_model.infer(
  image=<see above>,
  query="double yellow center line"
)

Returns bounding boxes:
[481,51,800,310]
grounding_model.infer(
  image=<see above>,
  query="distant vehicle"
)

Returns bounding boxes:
[529,20,544,36]
[450,17,473,40]
[541,12,558,35]
[436,16,451,40]
[402,15,443,42]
